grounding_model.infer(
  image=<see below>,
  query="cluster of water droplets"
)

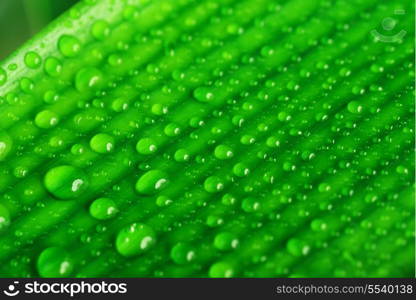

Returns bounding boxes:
[0,0,413,278]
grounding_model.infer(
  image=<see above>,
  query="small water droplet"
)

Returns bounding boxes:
[89,198,118,220]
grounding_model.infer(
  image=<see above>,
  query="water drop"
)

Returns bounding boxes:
[35,110,59,129]
[89,198,118,220]
[24,51,41,68]
[241,197,261,213]
[214,232,239,251]
[170,243,196,264]
[0,204,11,231]
[164,123,181,137]
[44,57,62,77]
[318,182,331,192]
[204,176,224,193]
[209,261,235,278]
[43,90,60,104]
[194,87,215,102]
[136,138,157,155]
[155,195,172,207]
[174,148,190,162]
[0,131,13,161]
[232,163,250,177]
[91,20,110,40]
[347,101,363,114]
[151,103,168,116]
[37,247,74,277]
[240,135,255,145]
[58,35,81,57]
[116,223,156,257]
[44,165,88,199]
[135,170,169,195]
[310,219,328,231]
[19,77,34,92]
[90,133,114,154]
[266,136,280,148]
[75,67,104,92]
[111,98,129,112]
[214,144,234,160]
[396,165,409,175]
[286,238,310,257]
[221,193,237,206]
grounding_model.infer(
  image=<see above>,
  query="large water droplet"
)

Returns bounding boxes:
[44,165,88,199]
[170,243,196,264]
[116,223,156,257]
[44,57,62,77]
[164,123,181,137]
[91,20,110,40]
[89,133,115,154]
[75,67,104,92]
[214,144,234,160]
[58,35,81,57]
[194,87,215,102]
[136,138,157,155]
[35,110,59,129]
[135,170,169,195]
[347,101,363,114]
[209,261,235,278]
[37,247,74,277]
[174,148,190,162]
[232,163,250,177]
[214,232,239,251]
[24,51,41,69]
[204,176,224,193]
[286,238,310,257]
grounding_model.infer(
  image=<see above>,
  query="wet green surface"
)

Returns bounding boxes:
[0,0,414,277]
